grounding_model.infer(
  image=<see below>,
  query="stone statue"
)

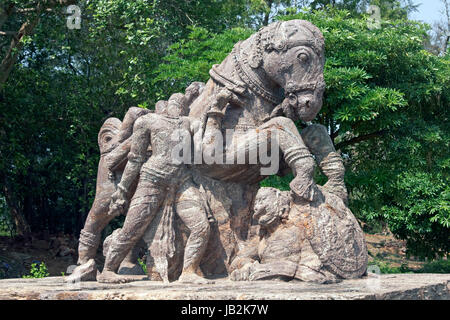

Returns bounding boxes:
[97,93,213,284]
[66,107,150,283]
[229,187,367,283]
[67,84,205,283]
[69,19,368,284]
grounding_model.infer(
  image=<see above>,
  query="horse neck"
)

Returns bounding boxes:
[213,45,279,126]
[188,41,279,126]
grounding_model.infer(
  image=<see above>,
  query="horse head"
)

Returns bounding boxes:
[237,19,325,122]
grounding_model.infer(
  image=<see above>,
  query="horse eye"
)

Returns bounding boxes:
[297,53,308,63]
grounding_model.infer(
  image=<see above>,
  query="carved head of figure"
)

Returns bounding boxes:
[98,117,121,155]
[246,20,325,122]
[253,187,291,228]
[166,92,188,117]
[155,100,168,115]
[184,82,205,108]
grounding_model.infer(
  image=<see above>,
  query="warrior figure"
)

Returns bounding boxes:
[98,93,211,284]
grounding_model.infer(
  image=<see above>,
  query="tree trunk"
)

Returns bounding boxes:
[0,3,15,30]
[0,6,42,87]
[2,184,31,237]
[443,35,449,55]
[0,0,78,88]
[262,0,273,26]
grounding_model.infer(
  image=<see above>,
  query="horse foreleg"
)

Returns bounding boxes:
[301,124,348,203]
[258,117,320,202]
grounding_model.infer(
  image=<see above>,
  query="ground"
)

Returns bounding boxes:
[0,233,104,278]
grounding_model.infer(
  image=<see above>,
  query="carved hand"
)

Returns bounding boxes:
[108,188,127,216]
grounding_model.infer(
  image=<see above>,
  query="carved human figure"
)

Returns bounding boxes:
[67,83,206,283]
[230,187,367,283]
[66,107,150,283]
[98,93,212,284]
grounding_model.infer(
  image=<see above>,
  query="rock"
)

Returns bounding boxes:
[0,273,448,300]
[0,254,27,278]
[49,237,61,250]
[32,240,49,250]
[57,245,74,257]
[9,252,32,260]
[118,262,145,276]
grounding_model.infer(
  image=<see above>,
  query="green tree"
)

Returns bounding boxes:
[0,0,79,89]
[285,8,449,259]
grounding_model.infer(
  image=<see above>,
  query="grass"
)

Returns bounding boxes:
[369,258,450,274]
[138,257,147,274]
[0,230,15,237]
[22,262,50,279]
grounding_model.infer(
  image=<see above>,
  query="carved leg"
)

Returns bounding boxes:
[70,177,143,282]
[65,189,115,283]
[301,124,348,203]
[248,260,298,281]
[294,265,340,284]
[77,192,114,265]
[230,261,256,281]
[222,116,318,202]
[98,179,164,284]
[118,239,146,276]
[231,260,298,281]
[175,179,212,284]
[259,117,320,201]
[102,230,146,277]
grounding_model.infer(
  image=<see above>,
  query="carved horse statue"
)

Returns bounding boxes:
[188,19,326,190]
[70,19,356,282]
[171,19,346,279]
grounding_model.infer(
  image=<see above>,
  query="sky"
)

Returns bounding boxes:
[409,0,446,25]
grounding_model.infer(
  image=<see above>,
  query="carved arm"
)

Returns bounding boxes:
[108,117,150,215]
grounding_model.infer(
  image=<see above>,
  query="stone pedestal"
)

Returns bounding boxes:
[0,274,448,300]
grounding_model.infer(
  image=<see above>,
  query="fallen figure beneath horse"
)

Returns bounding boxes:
[229,186,367,283]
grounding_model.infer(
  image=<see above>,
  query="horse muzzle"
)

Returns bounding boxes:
[284,80,325,122]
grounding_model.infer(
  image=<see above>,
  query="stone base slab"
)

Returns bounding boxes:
[0,274,449,300]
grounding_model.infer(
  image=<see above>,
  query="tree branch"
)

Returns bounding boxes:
[0,3,43,87]
[335,130,387,150]
[0,0,78,88]
[0,31,17,36]
[331,128,340,140]
[263,0,274,26]
[16,7,54,13]
[43,0,78,7]
[0,3,16,30]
